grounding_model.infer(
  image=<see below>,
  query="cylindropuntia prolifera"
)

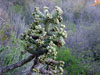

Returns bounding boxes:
[21,6,67,75]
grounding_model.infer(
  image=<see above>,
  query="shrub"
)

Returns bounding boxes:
[56,47,87,75]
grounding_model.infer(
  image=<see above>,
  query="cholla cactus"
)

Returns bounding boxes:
[21,6,67,75]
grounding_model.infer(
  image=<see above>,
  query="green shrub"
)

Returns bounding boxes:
[67,22,76,32]
[11,4,25,13]
[0,46,5,54]
[0,33,28,75]
[2,33,27,66]
[0,24,11,45]
[56,47,87,75]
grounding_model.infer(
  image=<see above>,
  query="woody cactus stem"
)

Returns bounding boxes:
[21,6,67,75]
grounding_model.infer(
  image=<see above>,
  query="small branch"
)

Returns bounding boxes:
[0,54,35,74]
[29,57,40,74]
[32,59,60,75]
[40,68,52,75]
[45,59,60,65]
[0,49,48,75]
